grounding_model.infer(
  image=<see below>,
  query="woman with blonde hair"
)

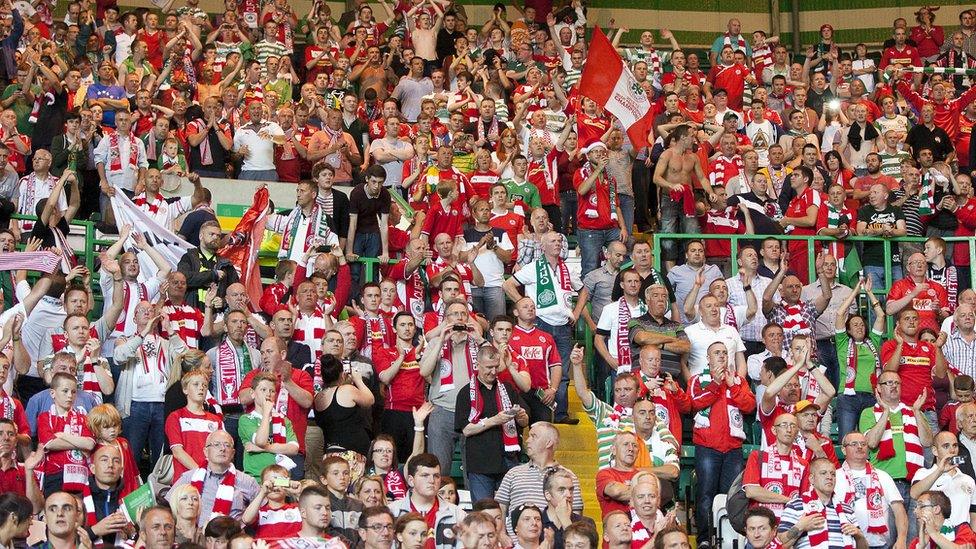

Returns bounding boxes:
[354,475,388,508]
[169,484,204,545]
[88,404,141,496]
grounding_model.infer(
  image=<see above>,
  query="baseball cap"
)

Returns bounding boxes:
[794,399,820,414]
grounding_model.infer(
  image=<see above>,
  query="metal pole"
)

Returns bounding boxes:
[791,0,801,54]
[770,0,781,37]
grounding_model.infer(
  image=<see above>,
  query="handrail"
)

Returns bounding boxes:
[649,233,976,335]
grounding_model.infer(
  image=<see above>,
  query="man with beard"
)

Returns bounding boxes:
[178,220,239,309]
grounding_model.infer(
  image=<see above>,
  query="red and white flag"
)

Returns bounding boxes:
[219,186,269,307]
[579,27,655,149]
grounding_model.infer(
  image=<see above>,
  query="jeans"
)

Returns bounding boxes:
[122,401,166,468]
[223,413,245,471]
[659,192,699,262]
[894,479,917,541]
[577,228,620,280]
[471,286,507,322]
[618,194,634,240]
[816,338,839,388]
[467,456,518,503]
[427,404,463,477]
[289,453,306,481]
[836,392,875,443]
[694,445,743,544]
[560,191,578,236]
[351,232,382,287]
[536,319,572,420]
[864,264,903,293]
[239,169,279,181]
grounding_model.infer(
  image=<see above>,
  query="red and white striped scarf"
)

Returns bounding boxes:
[723,305,738,329]
[0,393,12,421]
[109,131,139,172]
[780,303,811,335]
[73,348,103,401]
[133,193,166,215]
[468,379,520,452]
[840,461,888,535]
[216,340,246,406]
[0,251,61,273]
[759,450,805,499]
[752,43,773,73]
[115,281,148,334]
[629,509,661,548]
[801,488,856,549]
[293,307,326,359]
[270,411,288,444]
[874,403,924,479]
[723,33,748,53]
[616,298,645,373]
[64,459,96,527]
[579,161,618,221]
[138,334,168,377]
[843,337,879,396]
[361,313,389,359]
[192,119,214,165]
[709,154,744,190]
[191,466,237,517]
[439,336,479,393]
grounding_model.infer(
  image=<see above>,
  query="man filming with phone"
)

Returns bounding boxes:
[910,430,976,530]
[454,344,529,503]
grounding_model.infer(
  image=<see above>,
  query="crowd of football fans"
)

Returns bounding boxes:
[3,0,976,548]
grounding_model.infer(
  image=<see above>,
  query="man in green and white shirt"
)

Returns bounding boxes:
[502,156,541,217]
[633,399,680,477]
[569,343,642,470]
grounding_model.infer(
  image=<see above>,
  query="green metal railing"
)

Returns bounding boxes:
[650,232,976,291]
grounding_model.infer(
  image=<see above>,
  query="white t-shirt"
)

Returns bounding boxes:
[463,231,513,288]
[596,298,648,364]
[834,465,902,548]
[911,466,976,528]
[234,122,285,171]
[513,259,581,326]
[684,322,746,377]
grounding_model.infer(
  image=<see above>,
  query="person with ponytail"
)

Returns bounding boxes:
[0,493,32,549]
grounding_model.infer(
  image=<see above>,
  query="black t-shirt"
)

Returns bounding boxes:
[348,184,391,235]
[906,124,954,161]
[857,204,905,265]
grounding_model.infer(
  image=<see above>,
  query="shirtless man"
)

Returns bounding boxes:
[350,45,393,100]
[654,124,716,268]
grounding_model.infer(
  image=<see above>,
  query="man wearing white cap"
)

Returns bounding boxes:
[574,141,627,279]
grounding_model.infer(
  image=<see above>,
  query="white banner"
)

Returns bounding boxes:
[110,192,194,282]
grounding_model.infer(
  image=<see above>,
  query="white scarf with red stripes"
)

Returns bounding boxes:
[840,461,888,536]
[873,403,924,480]
[191,466,237,517]
[801,488,856,549]
[615,298,645,374]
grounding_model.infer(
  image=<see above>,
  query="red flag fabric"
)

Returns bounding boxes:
[579,27,656,150]
[219,187,270,307]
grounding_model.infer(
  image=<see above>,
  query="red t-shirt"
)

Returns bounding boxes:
[785,187,823,236]
[742,449,807,512]
[373,347,427,412]
[698,207,745,259]
[0,464,25,498]
[237,368,315,453]
[574,169,618,231]
[469,170,500,201]
[881,339,937,410]
[508,326,561,389]
[910,523,976,549]
[254,502,303,540]
[165,408,225,480]
[490,212,524,254]
[421,200,465,244]
[886,278,948,332]
[37,409,93,475]
[576,113,611,149]
[707,63,749,110]
[596,467,637,518]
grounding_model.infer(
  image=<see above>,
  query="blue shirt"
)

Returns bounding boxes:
[26,391,97,436]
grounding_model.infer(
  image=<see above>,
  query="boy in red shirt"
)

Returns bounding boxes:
[37,372,96,495]
[241,464,302,540]
[420,179,465,248]
[165,370,225,481]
